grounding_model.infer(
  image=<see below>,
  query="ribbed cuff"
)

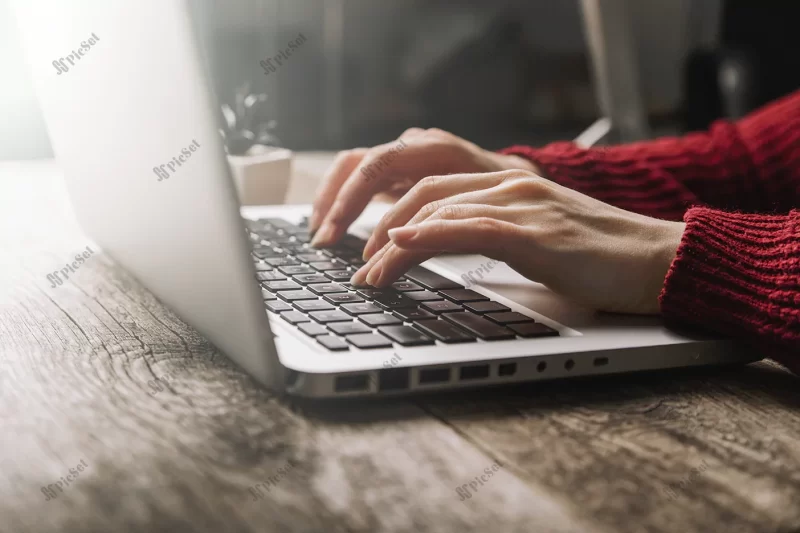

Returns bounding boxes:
[660,207,800,372]
[499,143,585,182]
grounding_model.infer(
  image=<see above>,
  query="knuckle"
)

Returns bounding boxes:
[420,198,446,218]
[436,204,465,220]
[506,177,550,196]
[339,148,366,162]
[474,216,505,234]
[416,174,444,194]
[424,128,452,139]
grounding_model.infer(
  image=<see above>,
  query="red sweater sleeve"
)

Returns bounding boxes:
[500,91,800,373]
[500,90,800,221]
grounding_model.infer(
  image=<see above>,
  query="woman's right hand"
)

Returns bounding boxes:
[309,128,539,254]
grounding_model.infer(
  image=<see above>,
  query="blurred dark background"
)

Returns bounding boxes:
[1,0,798,159]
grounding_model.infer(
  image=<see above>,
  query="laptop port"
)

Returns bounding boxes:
[593,357,609,367]
[498,363,517,377]
[335,374,369,393]
[564,359,575,370]
[379,368,410,391]
[418,367,450,385]
[459,364,490,381]
[537,361,547,372]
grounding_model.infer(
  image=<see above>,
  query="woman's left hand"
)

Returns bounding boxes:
[350,170,686,314]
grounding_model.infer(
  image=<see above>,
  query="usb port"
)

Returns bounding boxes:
[593,357,609,367]
[419,367,450,384]
[498,363,517,376]
[335,375,369,392]
[459,364,490,381]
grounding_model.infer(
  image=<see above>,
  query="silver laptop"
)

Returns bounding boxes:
[12,0,757,398]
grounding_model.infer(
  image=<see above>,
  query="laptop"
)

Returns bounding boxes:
[12,0,757,398]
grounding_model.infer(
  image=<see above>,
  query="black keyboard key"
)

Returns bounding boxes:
[308,283,347,295]
[349,259,366,268]
[267,236,295,245]
[328,322,372,336]
[293,300,336,313]
[484,312,535,325]
[393,307,438,322]
[404,266,463,290]
[281,311,310,324]
[346,333,393,349]
[355,288,390,300]
[279,265,317,276]
[508,322,559,338]
[421,300,465,314]
[310,261,342,272]
[316,335,350,351]
[391,281,424,292]
[261,289,277,301]
[280,244,309,254]
[413,320,476,343]
[298,322,329,337]
[324,293,365,305]
[439,289,489,303]
[263,280,302,292]
[254,263,273,271]
[340,302,383,316]
[325,270,353,282]
[309,310,353,324]
[265,257,300,267]
[442,313,515,340]
[265,301,292,313]
[259,217,293,229]
[359,313,403,327]
[373,292,419,309]
[252,249,285,259]
[257,271,287,282]
[378,325,435,347]
[464,301,510,314]
[295,252,326,262]
[404,290,443,302]
[292,273,329,285]
[277,290,318,302]
[293,231,312,242]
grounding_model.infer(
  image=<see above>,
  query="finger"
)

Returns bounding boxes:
[355,194,526,285]
[310,148,368,231]
[312,139,432,246]
[372,210,521,287]
[355,200,508,285]
[363,170,522,259]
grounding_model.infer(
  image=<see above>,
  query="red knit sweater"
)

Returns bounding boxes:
[501,90,800,374]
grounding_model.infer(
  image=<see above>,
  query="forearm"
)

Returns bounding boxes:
[660,207,800,374]
[501,90,800,220]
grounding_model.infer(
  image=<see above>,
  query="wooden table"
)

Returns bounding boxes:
[1,156,799,533]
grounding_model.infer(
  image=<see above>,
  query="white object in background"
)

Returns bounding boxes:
[227,147,293,206]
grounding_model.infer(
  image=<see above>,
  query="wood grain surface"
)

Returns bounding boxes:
[1,160,799,533]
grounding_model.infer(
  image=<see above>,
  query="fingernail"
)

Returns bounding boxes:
[310,224,333,247]
[350,266,369,286]
[366,261,383,286]
[388,226,417,242]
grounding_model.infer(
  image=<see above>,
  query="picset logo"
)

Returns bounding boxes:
[52,33,100,75]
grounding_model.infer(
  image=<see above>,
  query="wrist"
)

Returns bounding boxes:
[647,221,686,313]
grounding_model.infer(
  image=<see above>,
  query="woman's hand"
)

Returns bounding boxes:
[309,128,537,248]
[351,170,685,314]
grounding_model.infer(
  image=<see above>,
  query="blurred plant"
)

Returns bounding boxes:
[220,83,281,155]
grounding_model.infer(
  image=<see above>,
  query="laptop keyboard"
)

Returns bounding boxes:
[246,217,558,351]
